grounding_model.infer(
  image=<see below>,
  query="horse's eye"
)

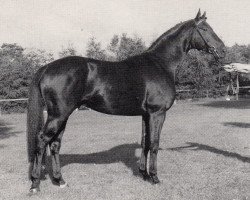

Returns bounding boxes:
[199,27,207,31]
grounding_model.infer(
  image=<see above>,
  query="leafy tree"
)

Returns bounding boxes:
[58,43,78,58]
[25,49,54,72]
[106,33,146,61]
[0,43,54,112]
[106,34,119,61]
[0,44,29,112]
[176,50,225,98]
[224,44,250,64]
[86,37,106,60]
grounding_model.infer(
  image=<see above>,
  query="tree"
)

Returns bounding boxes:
[224,44,250,64]
[106,34,119,61]
[0,43,54,112]
[106,33,146,61]
[176,50,224,98]
[58,43,78,58]
[25,49,54,72]
[86,37,106,60]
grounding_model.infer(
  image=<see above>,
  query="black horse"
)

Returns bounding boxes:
[27,10,226,193]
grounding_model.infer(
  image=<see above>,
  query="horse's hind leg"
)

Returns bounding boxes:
[49,123,67,188]
[40,147,48,180]
[30,115,69,193]
[139,114,150,180]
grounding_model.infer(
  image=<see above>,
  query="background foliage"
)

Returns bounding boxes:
[0,35,250,113]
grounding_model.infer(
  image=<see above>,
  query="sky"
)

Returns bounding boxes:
[0,0,250,56]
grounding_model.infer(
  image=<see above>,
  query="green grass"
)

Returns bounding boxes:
[0,100,249,200]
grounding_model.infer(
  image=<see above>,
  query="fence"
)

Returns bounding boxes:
[0,98,28,115]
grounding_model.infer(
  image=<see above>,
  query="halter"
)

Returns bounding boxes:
[193,23,220,60]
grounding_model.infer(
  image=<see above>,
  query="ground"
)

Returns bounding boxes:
[0,100,249,200]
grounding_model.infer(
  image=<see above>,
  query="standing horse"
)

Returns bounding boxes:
[27,10,226,193]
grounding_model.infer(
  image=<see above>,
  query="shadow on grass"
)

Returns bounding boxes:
[60,143,141,176]
[200,100,250,109]
[167,142,250,163]
[224,122,250,128]
[0,144,6,148]
[0,120,21,141]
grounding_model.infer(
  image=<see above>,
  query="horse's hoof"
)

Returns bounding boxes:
[139,169,150,180]
[149,175,160,184]
[29,187,40,194]
[59,182,68,188]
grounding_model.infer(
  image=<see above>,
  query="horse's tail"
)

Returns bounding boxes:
[27,68,45,163]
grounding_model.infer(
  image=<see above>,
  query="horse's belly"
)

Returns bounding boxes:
[83,94,144,116]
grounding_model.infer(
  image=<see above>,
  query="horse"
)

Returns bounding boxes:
[27,10,226,193]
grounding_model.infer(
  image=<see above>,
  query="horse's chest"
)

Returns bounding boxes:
[145,79,176,111]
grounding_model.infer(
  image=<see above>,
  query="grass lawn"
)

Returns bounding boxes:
[0,100,249,200]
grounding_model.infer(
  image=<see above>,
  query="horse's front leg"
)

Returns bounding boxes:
[49,125,67,188]
[139,114,150,180]
[148,111,166,184]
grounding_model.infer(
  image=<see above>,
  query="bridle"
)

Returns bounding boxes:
[192,21,221,61]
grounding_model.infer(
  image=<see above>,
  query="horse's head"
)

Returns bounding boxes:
[189,10,226,61]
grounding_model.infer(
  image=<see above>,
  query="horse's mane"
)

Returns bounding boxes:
[147,19,194,51]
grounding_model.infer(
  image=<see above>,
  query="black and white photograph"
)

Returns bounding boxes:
[0,0,249,199]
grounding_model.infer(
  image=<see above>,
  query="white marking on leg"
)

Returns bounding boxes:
[59,182,68,188]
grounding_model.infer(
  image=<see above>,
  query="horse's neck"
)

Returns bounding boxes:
[148,22,194,75]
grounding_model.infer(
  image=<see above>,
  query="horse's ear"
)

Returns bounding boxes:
[201,11,207,19]
[195,10,206,25]
[195,9,201,21]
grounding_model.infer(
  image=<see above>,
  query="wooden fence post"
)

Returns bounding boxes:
[236,72,239,100]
